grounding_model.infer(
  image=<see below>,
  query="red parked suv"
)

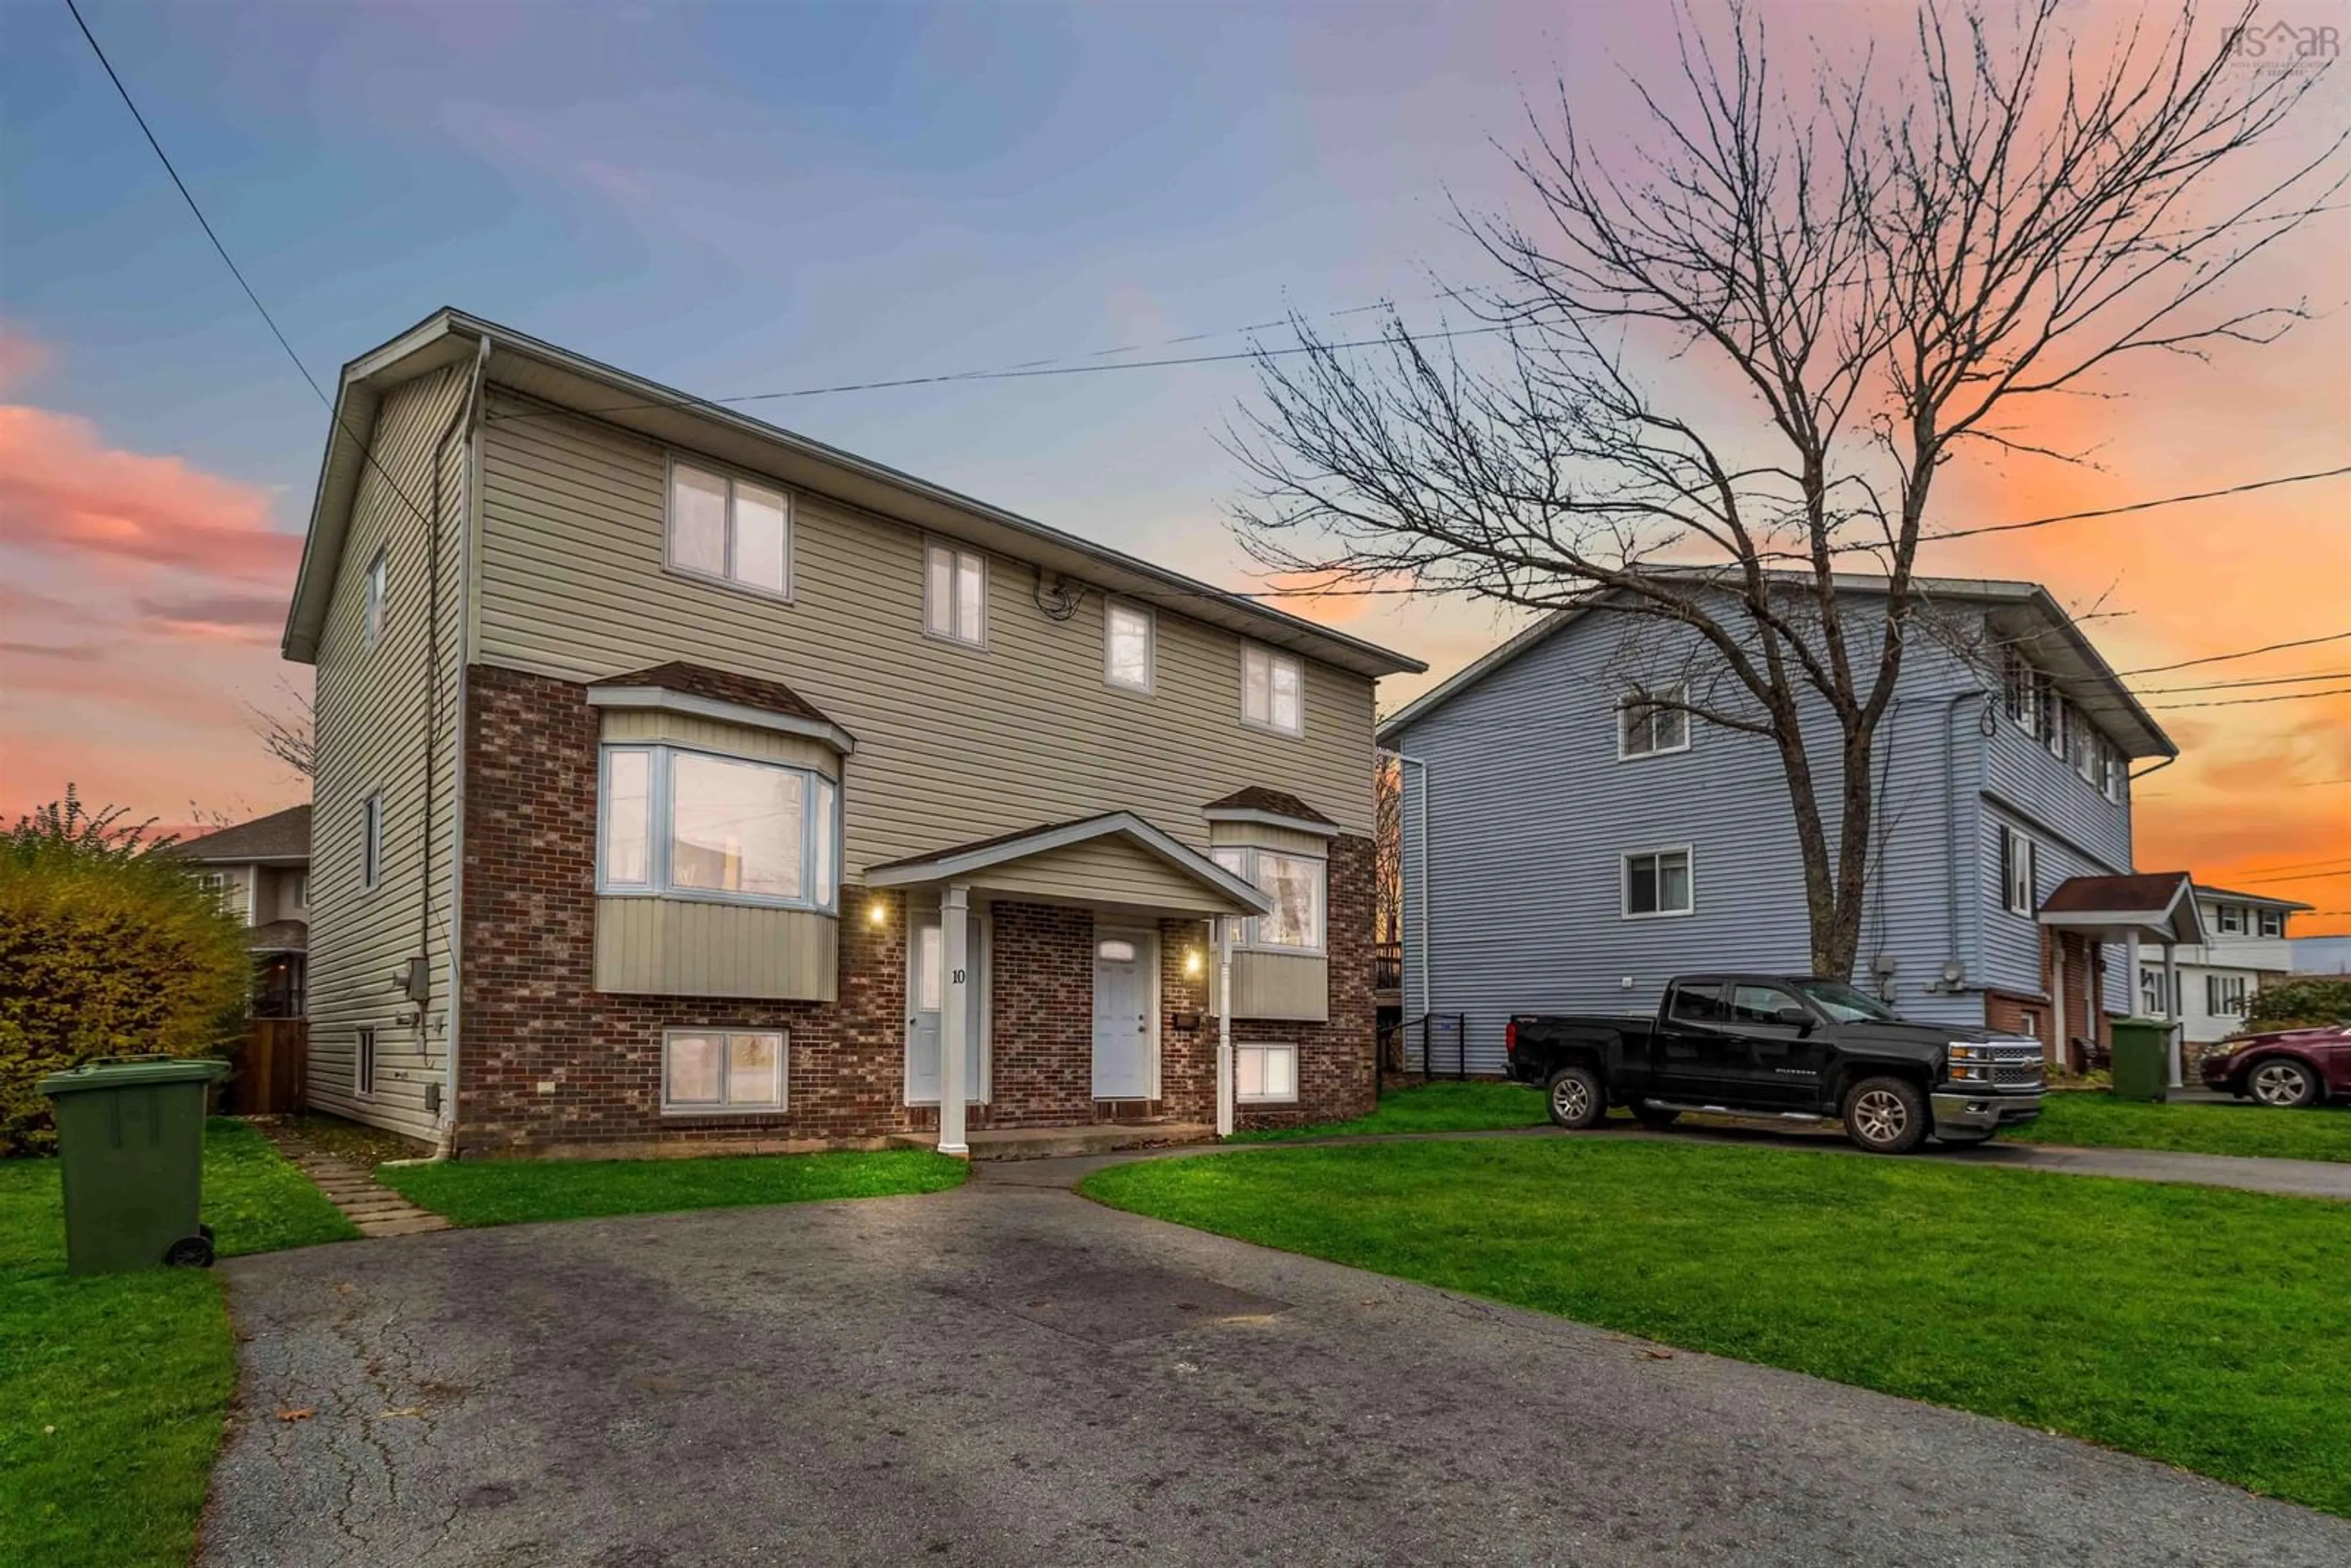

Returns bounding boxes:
[2202,1024,2351,1108]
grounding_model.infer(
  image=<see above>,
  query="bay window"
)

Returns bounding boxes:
[599,745,841,912]
[1212,845,1325,951]
[668,458,790,597]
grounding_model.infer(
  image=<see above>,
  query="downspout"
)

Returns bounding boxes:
[1387,751,1432,1026]
[1938,690,1988,996]
[429,337,492,1157]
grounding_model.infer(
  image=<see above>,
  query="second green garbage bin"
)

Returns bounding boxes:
[37,1056,230,1275]
[2108,1016,2173,1103]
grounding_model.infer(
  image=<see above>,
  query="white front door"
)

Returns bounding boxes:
[908,909,986,1104]
[1092,928,1156,1100]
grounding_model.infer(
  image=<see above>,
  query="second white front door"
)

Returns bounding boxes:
[1092,928,1156,1100]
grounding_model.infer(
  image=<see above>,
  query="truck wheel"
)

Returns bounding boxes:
[1630,1102,1681,1130]
[1545,1065,1606,1130]
[1842,1076,1927,1155]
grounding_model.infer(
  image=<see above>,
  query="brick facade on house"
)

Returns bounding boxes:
[456,663,1378,1155]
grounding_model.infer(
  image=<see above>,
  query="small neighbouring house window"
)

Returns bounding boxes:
[924,542,987,646]
[355,1027,377,1096]
[2205,974,2247,1017]
[1212,846,1325,952]
[1240,643,1303,735]
[363,549,386,651]
[599,746,841,913]
[1105,600,1154,692]
[294,872,309,909]
[2259,909,2283,938]
[1997,825,2036,917]
[2140,965,2170,1016]
[664,1029,786,1112]
[1618,683,1690,759]
[2215,903,2246,936]
[1624,848,1693,918]
[1235,1041,1297,1103]
[669,458,790,596]
[361,792,384,892]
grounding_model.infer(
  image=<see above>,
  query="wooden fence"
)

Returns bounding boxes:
[225,1019,308,1115]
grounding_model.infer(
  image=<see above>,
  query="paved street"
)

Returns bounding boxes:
[202,1182,2349,1566]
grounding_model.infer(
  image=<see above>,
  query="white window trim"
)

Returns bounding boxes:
[596,743,842,915]
[1212,844,1327,954]
[2259,910,2284,938]
[354,1026,377,1097]
[663,452,796,602]
[2215,903,2247,936]
[1235,1040,1299,1105]
[1104,598,1155,695]
[1997,824,2039,918]
[1621,844,1696,920]
[1616,682,1693,762]
[1239,642,1305,737]
[360,791,384,894]
[659,1027,789,1116]
[922,538,989,649]
[363,549,386,653]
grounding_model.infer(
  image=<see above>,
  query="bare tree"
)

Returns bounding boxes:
[1373,751,1402,946]
[1230,0,2342,975]
[248,677,315,781]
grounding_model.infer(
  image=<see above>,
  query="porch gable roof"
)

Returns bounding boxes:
[864,812,1273,915]
[2037,871,2205,945]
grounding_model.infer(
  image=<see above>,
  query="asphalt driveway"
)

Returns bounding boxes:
[202,1184,2349,1567]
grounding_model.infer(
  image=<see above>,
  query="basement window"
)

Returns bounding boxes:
[663,1030,786,1113]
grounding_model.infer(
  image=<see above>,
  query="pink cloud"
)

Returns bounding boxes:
[0,326,51,391]
[0,405,298,584]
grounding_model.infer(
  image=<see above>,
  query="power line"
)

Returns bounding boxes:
[2241,866,2351,885]
[2132,670,2351,695]
[64,0,442,544]
[1918,467,2351,546]
[2142,685,2351,710]
[2229,850,2351,876]
[2117,630,2351,677]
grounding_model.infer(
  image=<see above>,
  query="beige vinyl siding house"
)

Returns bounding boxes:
[302,364,473,1145]
[283,310,1421,1157]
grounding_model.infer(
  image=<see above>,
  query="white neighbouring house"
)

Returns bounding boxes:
[2140,884,2310,1049]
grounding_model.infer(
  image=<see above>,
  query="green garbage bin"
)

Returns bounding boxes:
[37,1056,230,1275]
[2108,1016,2173,1103]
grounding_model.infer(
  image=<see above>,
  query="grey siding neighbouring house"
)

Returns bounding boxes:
[1385,580,2169,1075]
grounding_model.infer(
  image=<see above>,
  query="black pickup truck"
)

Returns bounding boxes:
[1507,975,2045,1154]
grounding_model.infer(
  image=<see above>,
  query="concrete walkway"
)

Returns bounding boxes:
[257,1124,451,1238]
[977,1120,2351,1200]
[201,1183,2349,1566]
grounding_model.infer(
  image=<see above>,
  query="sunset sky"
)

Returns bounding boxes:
[4,1,2347,932]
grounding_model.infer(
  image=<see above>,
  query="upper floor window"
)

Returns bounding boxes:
[669,458,790,598]
[1105,600,1154,693]
[2214,902,2246,936]
[1212,845,1325,951]
[598,745,840,913]
[294,872,310,909]
[360,792,384,892]
[1240,643,1303,735]
[924,542,987,647]
[1618,683,1690,759]
[2259,909,2284,938]
[1623,847,1695,918]
[363,549,386,651]
[1998,824,2036,917]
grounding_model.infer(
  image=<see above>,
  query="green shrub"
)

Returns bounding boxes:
[0,791,252,1156]
[2244,976,2351,1034]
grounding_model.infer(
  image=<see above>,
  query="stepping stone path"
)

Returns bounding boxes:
[257,1123,451,1238]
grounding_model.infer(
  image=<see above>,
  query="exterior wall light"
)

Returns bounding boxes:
[1185,948,1204,977]
[867,896,888,927]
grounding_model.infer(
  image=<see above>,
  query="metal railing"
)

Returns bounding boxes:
[1390,1011,1469,1080]
[1373,940,1403,992]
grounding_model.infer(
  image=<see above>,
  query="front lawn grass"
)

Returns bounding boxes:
[379,1146,967,1227]
[1231,1079,1546,1141]
[1,1119,356,1567]
[2013,1092,2351,1163]
[1083,1139,2351,1515]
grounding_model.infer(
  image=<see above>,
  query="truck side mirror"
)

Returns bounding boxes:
[1773,1006,1813,1033]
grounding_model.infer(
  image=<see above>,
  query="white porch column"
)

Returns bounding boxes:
[1215,915,1235,1138]
[2162,939,2183,1089]
[939,883,971,1156]
[2125,932,2143,1013]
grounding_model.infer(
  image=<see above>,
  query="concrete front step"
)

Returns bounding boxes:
[891,1122,1218,1161]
